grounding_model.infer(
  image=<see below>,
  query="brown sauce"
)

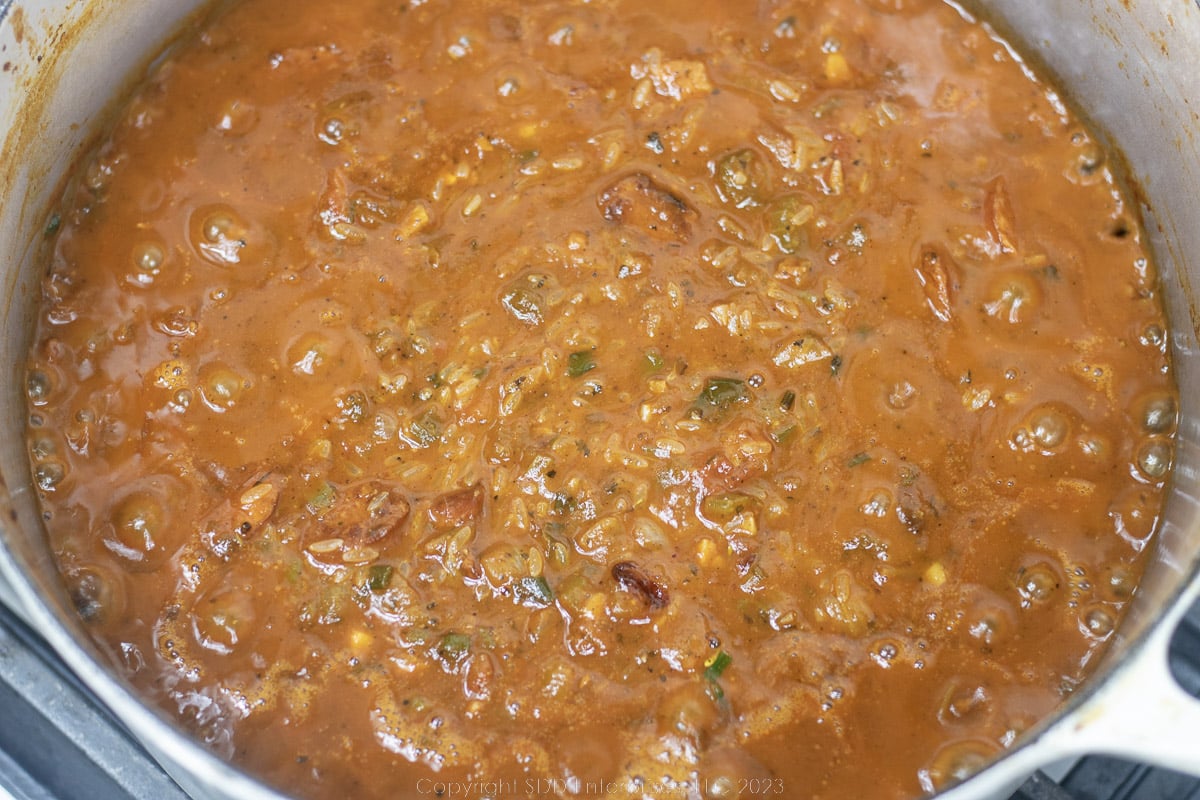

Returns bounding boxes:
[24,0,1178,797]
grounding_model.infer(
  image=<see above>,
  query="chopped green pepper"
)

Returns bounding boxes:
[704,650,733,681]
[515,575,555,606]
[437,632,471,662]
[367,564,394,592]
[701,492,754,521]
[770,425,797,444]
[714,149,767,208]
[567,350,597,377]
[306,481,336,514]
[693,377,748,418]
[847,451,872,468]
[765,195,812,254]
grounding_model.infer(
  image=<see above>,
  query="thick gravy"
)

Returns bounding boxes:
[25,0,1177,797]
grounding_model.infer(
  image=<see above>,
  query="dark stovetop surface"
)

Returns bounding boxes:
[1,598,1198,800]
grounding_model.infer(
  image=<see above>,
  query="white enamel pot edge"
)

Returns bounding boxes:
[1,1,1198,799]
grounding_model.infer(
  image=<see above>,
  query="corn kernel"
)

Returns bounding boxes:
[824,52,851,84]
[349,629,372,655]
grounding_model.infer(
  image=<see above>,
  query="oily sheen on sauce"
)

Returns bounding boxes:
[24,0,1178,798]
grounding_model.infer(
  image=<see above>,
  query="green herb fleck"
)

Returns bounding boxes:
[568,350,597,377]
[780,390,796,412]
[43,213,61,237]
[645,350,666,371]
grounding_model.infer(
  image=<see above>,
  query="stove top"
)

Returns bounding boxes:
[1,598,1197,800]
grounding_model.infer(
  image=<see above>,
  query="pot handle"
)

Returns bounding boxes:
[1037,581,1200,776]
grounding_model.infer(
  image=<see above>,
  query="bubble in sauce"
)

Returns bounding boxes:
[983,270,1041,324]
[1138,393,1177,434]
[26,368,53,406]
[1108,485,1157,551]
[937,681,990,726]
[920,739,1001,792]
[1135,438,1172,481]
[131,239,166,281]
[101,482,180,571]
[288,331,334,375]
[1139,323,1165,349]
[1027,405,1070,450]
[34,460,66,491]
[1015,560,1061,606]
[191,585,256,655]
[215,98,259,136]
[887,380,916,410]
[198,362,251,412]
[66,565,127,625]
[1079,604,1115,639]
[189,204,249,266]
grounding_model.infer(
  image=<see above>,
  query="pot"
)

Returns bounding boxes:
[1,1,1198,798]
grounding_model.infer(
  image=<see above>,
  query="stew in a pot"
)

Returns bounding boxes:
[24,0,1179,797]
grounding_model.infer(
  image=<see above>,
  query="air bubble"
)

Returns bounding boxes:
[26,370,52,405]
[67,565,127,624]
[134,241,165,273]
[35,461,66,491]
[1135,438,1172,480]
[215,98,259,136]
[109,491,166,559]
[1139,394,1177,434]
[1016,561,1059,606]
[887,380,916,409]
[922,739,1000,792]
[1080,605,1115,638]
[198,362,250,412]
[1139,323,1165,349]
[189,205,248,266]
[1027,405,1069,450]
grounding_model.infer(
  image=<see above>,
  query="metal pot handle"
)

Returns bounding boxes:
[1037,580,1200,776]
